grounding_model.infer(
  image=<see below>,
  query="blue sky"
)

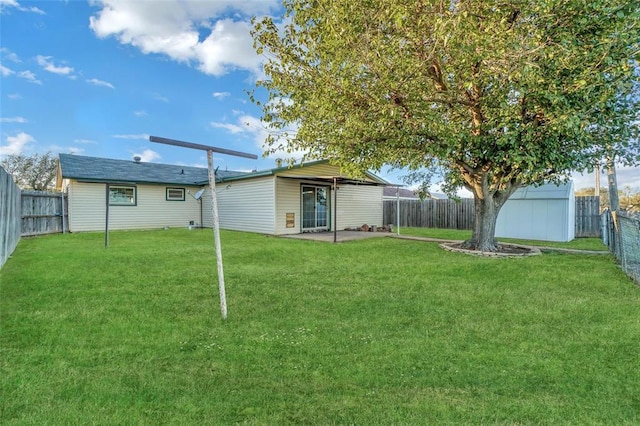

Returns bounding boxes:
[1,0,638,193]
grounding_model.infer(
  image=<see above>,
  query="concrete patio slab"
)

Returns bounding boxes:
[282,231,392,242]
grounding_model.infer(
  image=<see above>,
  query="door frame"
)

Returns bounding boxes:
[300,184,331,232]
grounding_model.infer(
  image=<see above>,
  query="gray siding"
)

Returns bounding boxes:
[275,177,303,235]
[203,177,276,234]
[336,185,383,229]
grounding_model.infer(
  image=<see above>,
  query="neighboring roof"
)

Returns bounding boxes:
[383,187,418,198]
[430,192,448,200]
[382,187,448,199]
[58,154,245,186]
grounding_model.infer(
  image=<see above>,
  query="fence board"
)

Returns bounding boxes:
[575,196,601,237]
[383,198,475,229]
[384,196,600,236]
[20,191,68,236]
[1,167,21,268]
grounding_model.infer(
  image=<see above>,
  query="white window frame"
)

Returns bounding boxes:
[109,185,137,206]
[166,187,185,201]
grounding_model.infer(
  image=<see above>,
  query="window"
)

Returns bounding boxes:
[109,185,136,206]
[166,187,185,201]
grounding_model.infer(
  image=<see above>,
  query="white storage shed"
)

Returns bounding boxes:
[495,182,575,242]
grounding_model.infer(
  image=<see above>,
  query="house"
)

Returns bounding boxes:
[56,154,389,235]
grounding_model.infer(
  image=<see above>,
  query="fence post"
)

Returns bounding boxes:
[0,167,21,269]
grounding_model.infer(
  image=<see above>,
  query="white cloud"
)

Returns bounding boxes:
[88,0,278,77]
[210,112,302,160]
[74,139,98,144]
[49,145,85,155]
[86,78,114,88]
[194,19,261,76]
[1,65,15,76]
[0,0,45,14]
[36,55,74,75]
[1,48,20,62]
[69,147,85,154]
[0,116,27,123]
[212,91,230,100]
[0,131,35,156]
[7,93,21,99]
[210,121,244,134]
[113,133,150,140]
[134,110,148,117]
[133,148,161,162]
[17,70,41,84]
[573,165,640,192]
[153,93,169,103]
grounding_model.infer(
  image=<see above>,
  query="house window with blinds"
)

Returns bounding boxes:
[166,187,185,201]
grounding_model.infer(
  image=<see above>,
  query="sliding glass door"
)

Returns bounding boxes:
[302,186,328,231]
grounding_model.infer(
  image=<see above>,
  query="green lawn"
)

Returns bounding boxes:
[1,229,638,424]
[398,227,608,251]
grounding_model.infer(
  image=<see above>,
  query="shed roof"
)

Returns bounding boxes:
[508,182,575,200]
[58,154,245,186]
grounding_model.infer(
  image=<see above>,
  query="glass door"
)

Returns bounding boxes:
[302,186,329,231]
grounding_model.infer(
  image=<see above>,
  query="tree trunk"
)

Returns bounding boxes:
[462,196,500,251]
[462,183,516,252]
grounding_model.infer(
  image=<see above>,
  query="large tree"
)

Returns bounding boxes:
[252,0,639,251]
[0,152,58,191]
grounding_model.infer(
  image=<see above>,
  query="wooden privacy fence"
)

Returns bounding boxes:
[383,196,601,237]
[21,191,68,236]
[383,198,475,230]
[1,167,21,268]
[574,196,601,237]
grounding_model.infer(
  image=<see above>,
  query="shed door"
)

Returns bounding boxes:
[302,186,329,231]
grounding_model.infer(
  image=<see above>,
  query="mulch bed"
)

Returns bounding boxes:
[440,242,541,257]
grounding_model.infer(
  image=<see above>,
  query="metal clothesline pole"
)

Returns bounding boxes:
[207,149,227,319]
[149,135,257,320]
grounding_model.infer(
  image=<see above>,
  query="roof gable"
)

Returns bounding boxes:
[219,159,390,185]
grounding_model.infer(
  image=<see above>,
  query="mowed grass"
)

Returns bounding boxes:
[399,227,608,251]
[1,229,638,424]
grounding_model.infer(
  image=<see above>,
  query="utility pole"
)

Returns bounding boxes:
[594,162,600,197]
[606,157,619,212]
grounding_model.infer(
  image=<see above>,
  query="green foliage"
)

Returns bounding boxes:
[577,186,640,213]
[0,152,58,190]
[252,0,639,249]
[1,229,639,424]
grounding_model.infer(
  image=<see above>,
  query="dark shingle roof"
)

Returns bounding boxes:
[58,154,246,186]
